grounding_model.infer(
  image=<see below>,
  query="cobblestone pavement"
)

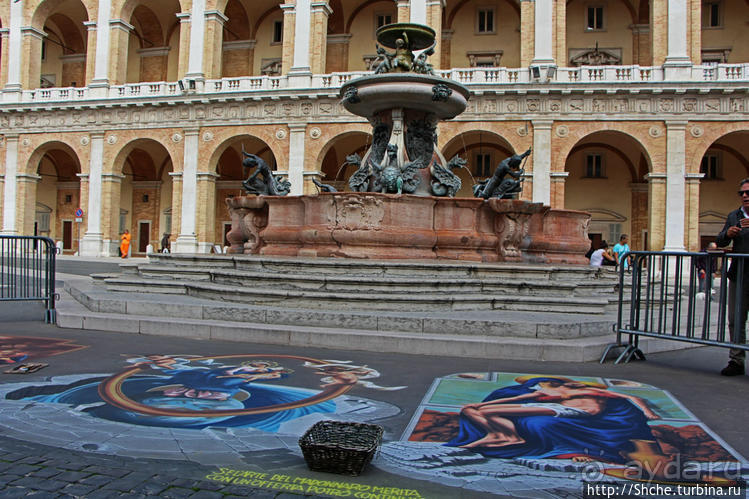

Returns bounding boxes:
[0,435,316,498]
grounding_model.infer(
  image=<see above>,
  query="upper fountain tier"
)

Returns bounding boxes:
[340,23,469,120]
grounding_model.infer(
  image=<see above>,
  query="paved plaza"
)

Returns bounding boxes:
[0,256,746,498]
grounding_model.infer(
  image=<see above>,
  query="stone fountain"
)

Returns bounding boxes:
[226,23,590,263]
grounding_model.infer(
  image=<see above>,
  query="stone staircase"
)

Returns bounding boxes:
[54,254,684,362]
[96,254,623,314]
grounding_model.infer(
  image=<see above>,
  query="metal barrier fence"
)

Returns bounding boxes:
[0,236,57,323]
[602,250,749,363]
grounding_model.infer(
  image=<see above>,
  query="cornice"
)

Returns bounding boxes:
[0,88,746,135]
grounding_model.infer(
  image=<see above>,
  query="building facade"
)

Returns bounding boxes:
[0,0,747,256]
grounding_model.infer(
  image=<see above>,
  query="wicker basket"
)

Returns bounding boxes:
[299,420,384,476]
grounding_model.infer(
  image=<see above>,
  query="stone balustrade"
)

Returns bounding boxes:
[8,63,748,105]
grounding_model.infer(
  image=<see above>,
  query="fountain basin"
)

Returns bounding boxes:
[340,74,469,119]
[226,194,590,263]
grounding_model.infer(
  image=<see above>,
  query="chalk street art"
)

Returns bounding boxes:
[0,335,87,364]
[5,354,404,431]
[376,372,749,497]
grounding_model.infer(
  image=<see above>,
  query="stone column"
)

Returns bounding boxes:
[663,121,687,252]
[631,24,650,65]
[0,29,9,89]
[16,173,40,237]
[175,129,199,253]
[169,172,183,246]
[108,19,134,85]
[90,0,112,92]
[646,172,667,251]
[531,120,552,205]
[554,0,566,68]
[325,34,350,72]
[309,1,331,75]
[410,0,427,24]
[3,0,23,100]
[531,0,554,67]
[549,171,568,209]
[685,172,702,251]
[195,172,218,253]
[630,183,649,251]
[519,0,534,68]
[650,0,667,66]
[186,0,207,82]
[203,10,227,79]
[440,29,452,69]
[396,0,410,22]
[21,27,45,90]
[100,173,123,256]
[76,173,90,238]
[280,2,295,75]
[663,0,691,79]
[288,124,306,196]
[80,133,105,256]
[425,0,443,70]
[1,135,19,234]
[289,0,312,86]
[176,13,191,79]
[83,21,97,86]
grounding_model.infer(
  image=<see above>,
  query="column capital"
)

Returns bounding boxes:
[532,120,553,129]
[665,120,688,130]
[21,26,46,40]
[645,172,667,183]
[288,123,307,131]
[310,1,333,15]
[204,10,229,24]
[183,128,200,136]
[176,12,191,23]
[4,134,20,141]
[76,173,90,181]
[83,21,97,31]
[90,131,106,140]
[110,19,134,33]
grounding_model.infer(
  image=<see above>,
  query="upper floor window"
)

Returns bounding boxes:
[272,20,283,44]
[701,153,721,179]
[585,153,605,178]
[375,13,393,30]
[586,6,605,31]
[477,8,496,34]
[703,1,722,28]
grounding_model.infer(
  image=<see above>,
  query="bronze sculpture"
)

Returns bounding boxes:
[473,148,531,199]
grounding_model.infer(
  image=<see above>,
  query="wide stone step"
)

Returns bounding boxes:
[144,254,615,281]
[101,276,613,314]
[125,265,620,298]
[65,282,614,339]
[56,283,692,362]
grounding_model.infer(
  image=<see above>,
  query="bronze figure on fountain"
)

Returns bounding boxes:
[473,149,532,199]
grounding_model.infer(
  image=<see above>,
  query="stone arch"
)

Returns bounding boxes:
[315,130,372,186]
[110,136,180,176]
[110,137,175,255]
[556,125,654,174]
[27,0,90,89]
[344,0,393,33]
[441,129,517,197]
[687,124,749,175]
[565,0,637,26]
[446,0,520,30]
[208,134,277,179]
[24,140,83,252]
[29,0,94,30]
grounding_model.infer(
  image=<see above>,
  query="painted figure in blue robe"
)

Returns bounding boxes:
[445,376,659,463]
[14,361,333,431]
[151,361,291,401]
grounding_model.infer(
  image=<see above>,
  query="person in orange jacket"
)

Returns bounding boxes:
[120,230,131,258]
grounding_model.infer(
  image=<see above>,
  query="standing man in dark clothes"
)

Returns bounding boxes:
[715,178,749,376]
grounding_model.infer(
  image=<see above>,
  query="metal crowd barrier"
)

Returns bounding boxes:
[601,250,749,364]
[0,236,57,323]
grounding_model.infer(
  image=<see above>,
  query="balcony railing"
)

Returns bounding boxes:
[13,63,749,104]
